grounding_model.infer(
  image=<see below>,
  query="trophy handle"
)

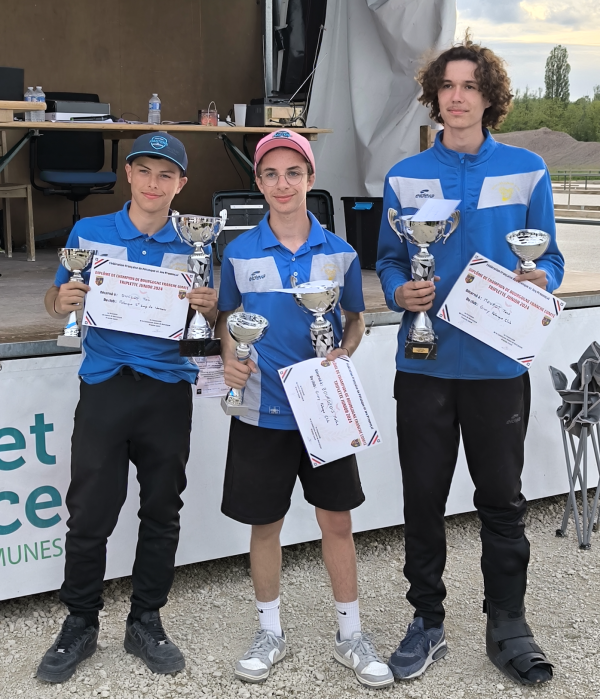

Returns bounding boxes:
[441,210,460,244]
[218,208,228,234]
[388,208,405,242]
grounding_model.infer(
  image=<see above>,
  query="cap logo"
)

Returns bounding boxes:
[149,135,168,150]
[272,131,292,139]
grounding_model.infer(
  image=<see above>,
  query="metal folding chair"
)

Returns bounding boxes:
[549,342,600,549]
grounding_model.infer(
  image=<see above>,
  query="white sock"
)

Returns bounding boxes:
[335,599,361,640]
[256,597,282,637]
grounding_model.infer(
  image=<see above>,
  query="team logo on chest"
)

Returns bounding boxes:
[493,181,519,202]
[249,270,267,282]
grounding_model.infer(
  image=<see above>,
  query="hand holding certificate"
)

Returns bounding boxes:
[279,356,381,467]
[82,257,194,340]
[437,252,565,367]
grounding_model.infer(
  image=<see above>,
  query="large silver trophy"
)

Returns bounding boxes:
[292,280,340,358]
[221,312,269,416]
[56,248,96,348]
[388,208,460,360]
[506,229,550,272]
[170,209,227,356]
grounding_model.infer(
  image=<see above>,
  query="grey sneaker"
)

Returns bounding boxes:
[333,631,394,688]
[388,617,447,679]
[124,611,185,674]
[235,629,286,683]
[37,615,98,683]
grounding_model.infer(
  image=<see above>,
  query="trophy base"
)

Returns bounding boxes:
[405,340,437,360]
[57,335,82,348]
[179,337,221,357]
[220,396,248,416]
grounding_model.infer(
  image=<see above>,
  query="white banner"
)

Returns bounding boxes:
[1,309,598,600]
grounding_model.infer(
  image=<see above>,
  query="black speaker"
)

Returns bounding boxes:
[0,67,24,101]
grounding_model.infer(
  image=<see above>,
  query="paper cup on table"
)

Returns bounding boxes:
[234,104,247,127]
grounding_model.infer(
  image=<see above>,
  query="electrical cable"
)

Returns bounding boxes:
[223,139,247,189]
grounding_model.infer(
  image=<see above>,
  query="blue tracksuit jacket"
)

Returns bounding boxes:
[376,129,565,380]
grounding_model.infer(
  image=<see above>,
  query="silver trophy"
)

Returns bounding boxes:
[506,229,550,272]
[170,209,227,356]
[292,280,340,358]
[388,208,460,360]
[56,248,96,348]
[221,312,269,416]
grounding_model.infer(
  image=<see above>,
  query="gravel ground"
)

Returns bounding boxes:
[1,494,599,699]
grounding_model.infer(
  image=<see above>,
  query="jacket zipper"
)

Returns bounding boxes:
[458,155,466,376]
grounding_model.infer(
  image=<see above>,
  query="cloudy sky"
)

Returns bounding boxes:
[455,0,600,99]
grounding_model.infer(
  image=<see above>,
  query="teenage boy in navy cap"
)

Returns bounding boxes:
[37,133,216,683]
[216,130,394,689]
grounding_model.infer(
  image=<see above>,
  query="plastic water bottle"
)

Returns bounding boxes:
[148,94,161,124]
[33,86,46,122]
[24,87,34,122]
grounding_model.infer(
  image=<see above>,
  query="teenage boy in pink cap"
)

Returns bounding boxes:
[215,130,393,688]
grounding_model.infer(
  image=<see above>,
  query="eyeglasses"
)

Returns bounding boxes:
[259,170,306,187]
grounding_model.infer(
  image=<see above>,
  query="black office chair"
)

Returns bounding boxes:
[29,92,118,225]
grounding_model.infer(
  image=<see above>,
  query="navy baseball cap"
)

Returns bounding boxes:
[126,132,188,175]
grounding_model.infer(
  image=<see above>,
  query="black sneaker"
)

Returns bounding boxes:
[124,610,185,674]
[36,615,98,683]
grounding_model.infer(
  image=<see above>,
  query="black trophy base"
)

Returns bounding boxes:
[405,339,437,360]
[179,337,221,357]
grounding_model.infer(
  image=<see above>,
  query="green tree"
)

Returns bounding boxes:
[593,85,600,102]
[544,45,570,102]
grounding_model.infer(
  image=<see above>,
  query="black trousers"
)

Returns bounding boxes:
[59,371,192,619]
[394,370,531,627]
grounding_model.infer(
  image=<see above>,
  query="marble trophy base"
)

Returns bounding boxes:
[57,335,82,348]
[220,397,248,416]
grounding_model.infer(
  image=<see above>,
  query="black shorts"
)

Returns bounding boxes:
[221,418,365,525]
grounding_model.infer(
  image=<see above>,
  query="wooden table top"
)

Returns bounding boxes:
[0,121,332,140]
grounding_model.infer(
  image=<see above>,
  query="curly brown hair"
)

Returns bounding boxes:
[417,33,513,130]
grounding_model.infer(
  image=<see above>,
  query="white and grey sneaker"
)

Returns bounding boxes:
[334,630,394,688]
[234,629,286,683]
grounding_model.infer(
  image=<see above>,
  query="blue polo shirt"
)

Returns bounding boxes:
[218,211,365,430]
[54,201,202,385]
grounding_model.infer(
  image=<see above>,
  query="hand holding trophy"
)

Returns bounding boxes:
[170,209,227,356]
[221,312,269,416]
[388,207,460,360]
[56,248,96,347]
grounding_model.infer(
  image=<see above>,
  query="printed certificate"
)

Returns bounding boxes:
[82,256,193,340]
[437,253,565,367]
[279,356,382,467]
[192,356,228,398]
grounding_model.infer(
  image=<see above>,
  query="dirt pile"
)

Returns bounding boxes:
[494,127,600,170]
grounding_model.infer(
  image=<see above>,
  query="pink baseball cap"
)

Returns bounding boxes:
[254,129,316,174]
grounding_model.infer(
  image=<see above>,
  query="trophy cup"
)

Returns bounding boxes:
[221,312,269,416]
[56,248,97,348]
[170,209,227,356]
[291,280,340,358]
[506,229,550,272]
[388,208,460,360]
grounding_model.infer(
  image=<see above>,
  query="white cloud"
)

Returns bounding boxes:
[459,0,526,24]
[454,0,600,100]
[456,0,600,43]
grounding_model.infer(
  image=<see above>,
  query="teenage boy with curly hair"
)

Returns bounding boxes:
[377,36,563,686]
